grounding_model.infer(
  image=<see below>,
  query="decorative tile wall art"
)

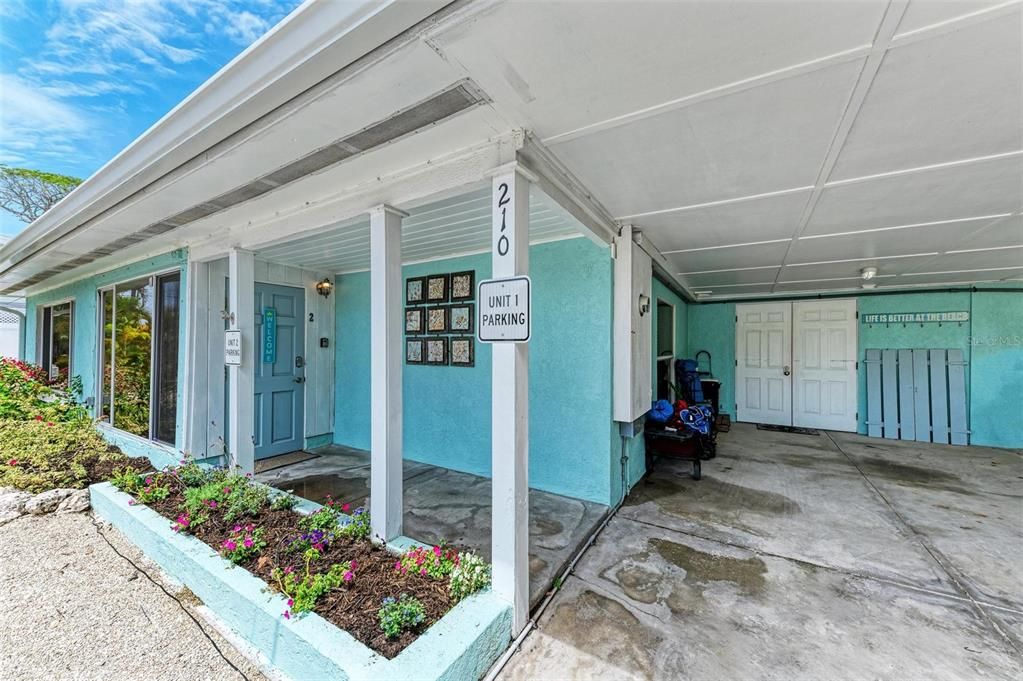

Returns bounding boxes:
[427,306,449,334]
[406,277,426,305]
[425,337,448,365]
[405,308,425,334]
[426,274,450,302]
[449,303,474,334]
[450,337,474,367]
[406,338,425,364]
[450,270,475,301]
[404,269,476,366]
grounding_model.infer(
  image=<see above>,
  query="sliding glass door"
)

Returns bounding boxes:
[98,271,180,443]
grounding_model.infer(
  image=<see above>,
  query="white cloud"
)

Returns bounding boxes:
[220,10,271,46]
[0,73,91,168]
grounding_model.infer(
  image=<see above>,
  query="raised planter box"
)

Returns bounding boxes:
[90,482,511,681]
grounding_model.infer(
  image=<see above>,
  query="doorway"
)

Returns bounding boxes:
[735,299,857,431]
[254,282,306,459]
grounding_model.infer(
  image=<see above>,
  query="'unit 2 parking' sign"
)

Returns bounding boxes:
[477,276,531,343]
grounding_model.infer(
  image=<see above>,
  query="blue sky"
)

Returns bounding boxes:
[0,0,303,236]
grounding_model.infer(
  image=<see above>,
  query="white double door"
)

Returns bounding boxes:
[735,299,857,432]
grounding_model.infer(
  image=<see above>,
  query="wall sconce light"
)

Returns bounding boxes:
[638,293,651,316]
[315,278,333,298]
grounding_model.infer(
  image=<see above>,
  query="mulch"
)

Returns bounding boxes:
[145,485,452,659]
[84,453,153,486]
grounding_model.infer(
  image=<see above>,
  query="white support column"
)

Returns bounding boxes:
[490,164,532,635]
[370,204,406,543]
[228,248,256,474]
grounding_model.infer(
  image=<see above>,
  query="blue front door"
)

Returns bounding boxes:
[254,283,305,459]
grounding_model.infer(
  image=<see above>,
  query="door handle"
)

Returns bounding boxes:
[294,377,305,384]
[783,365,791,376]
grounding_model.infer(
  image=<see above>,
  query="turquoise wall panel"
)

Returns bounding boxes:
[684,290,1023,448]
[333,238,616,504]
[687,302,736,418]
[969,290,1023,448]
[24,250,189,449]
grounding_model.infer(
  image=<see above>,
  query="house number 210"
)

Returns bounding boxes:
[496,181,510,257]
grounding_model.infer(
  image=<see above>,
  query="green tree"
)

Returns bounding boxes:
[0,165,82,223]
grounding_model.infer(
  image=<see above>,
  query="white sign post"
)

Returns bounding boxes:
[224,330,242,366]
[488,163,532,637]
[477,276,531,343]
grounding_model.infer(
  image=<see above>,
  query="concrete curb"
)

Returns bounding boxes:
[90,482,511,681]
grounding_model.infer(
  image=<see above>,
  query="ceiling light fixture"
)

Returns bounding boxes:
[861,266,878,280]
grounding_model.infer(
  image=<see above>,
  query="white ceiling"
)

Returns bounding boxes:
[432,0,1023,298]
[257,186,581,274]
[6,0,1020,301]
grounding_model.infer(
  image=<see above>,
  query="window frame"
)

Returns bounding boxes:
[37,298,75,385]
[96,267,182,445]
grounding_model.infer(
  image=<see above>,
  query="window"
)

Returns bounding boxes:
[98,271,180,443]
[39,301,73,385]
[656,300,674,400]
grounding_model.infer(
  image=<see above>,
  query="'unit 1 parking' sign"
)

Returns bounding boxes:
[477,276,531,343]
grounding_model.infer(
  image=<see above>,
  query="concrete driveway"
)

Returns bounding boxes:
[501,423,1023,680]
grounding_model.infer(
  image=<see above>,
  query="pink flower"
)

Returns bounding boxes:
[222,540,237,551]
[433,545,441,557]
[313,543,323,551]
[233,525,241,533]
[287,599,294,607]
[343,571,354,583]
[341,503,350,513]
[46,421,54,427]
[207,500,217,509]
[283,610,291,620]
[284,566,294,574]
[34,415,42,421]
[245,524,254,532]
[223,487,231,495]
[351,560,358,570]
[243,538,254,548]
[420,568,427,576]
[6,459,16,466]
[145,477,153,485]
[128,499,136,506]
[394,560,401,571]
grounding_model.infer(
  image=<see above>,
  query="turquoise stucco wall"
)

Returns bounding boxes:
[684,290,1023,448]
[333,238,616,504]
[23,250,189,451]
[968,290,1023,448]
[687,302,737,418]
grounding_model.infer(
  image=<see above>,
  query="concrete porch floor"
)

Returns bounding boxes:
[501,423,1023,680]
[255,447,608,609]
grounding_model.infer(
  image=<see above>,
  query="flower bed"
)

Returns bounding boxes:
[108,460,491,659]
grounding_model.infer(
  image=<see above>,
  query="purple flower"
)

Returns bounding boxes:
[287,598,294,607]
[232,525,241,533]
[222,540,237,551]
[343,571,354,583]
[283,610,291,620]
[243,538,254,548]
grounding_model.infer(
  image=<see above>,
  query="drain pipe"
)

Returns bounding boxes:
[482,424,637,681]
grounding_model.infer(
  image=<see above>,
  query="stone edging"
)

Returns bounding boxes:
[0,486,90,525]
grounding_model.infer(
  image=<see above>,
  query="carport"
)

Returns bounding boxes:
[501,423,1023,680]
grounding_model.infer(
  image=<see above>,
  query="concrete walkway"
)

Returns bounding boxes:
[501,423,1023,680]
[256,446,608,608]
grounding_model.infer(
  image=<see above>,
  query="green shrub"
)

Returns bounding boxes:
[299,507,340,533]
[0,358,87,423]
[377,594,426,639]
[0,419,130,493]
[223,479,269,522]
